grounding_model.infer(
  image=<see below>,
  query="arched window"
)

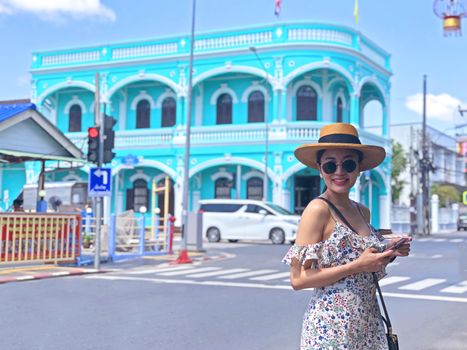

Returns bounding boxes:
[247,177,263,200]
[296,85,317,121]
[215,178,231,199]
[216,93,232,124]
[68,104,82,132]
[136,99,150,129]
[248,91,265,123]
[337,97,343,122]
[126,179,149,212]
[161,97,176,127]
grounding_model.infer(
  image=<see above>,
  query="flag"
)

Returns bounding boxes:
[354,0,359,25]
[275,0,281,17]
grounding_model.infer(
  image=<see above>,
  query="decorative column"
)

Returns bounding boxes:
[379,194,391,230]
[349,92,360,126]
[382,103,390,137]
[280,87,287,123]
[431,194,439,233]
[176,94,185,128]
[272,89,280,123]
[273,152,283,205]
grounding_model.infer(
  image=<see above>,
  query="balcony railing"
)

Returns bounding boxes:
[66,123,388,154]
[32,22,390,71]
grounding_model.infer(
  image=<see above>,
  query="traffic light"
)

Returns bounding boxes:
[103,114,116,164]
[87,126,100,163]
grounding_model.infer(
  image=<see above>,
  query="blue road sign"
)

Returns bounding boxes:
[89,167,112,197]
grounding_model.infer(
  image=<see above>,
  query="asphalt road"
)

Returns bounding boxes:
[0,233,466,350]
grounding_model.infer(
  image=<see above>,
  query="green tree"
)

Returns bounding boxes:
[431,184,460,207]
[391,140,407,204]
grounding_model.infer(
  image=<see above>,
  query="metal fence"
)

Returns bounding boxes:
[0,213,81,264]
[79,210,175,263]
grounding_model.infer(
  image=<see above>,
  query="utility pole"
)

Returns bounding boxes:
[421,75,431,235]
[409,126,417,235]
[174,0,196,264]
[94,73,102,269]
[249,46,269,202]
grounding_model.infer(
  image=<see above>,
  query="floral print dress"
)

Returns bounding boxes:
[282,222,388,350]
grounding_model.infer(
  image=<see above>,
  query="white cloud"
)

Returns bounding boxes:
[405,93,464,122]
[0,0,116,21]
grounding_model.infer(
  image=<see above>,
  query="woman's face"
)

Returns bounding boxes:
[319,148,361,194]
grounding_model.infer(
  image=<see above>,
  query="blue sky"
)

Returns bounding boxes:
[1,0,467,134]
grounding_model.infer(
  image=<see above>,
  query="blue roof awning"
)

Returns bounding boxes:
[0,103,37,123]
[0,103,83,163]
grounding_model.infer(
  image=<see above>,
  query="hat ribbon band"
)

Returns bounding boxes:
[318,133,361,144]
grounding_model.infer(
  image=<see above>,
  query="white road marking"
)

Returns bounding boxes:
[449,239,464,243]
[127,265,195,275]
[379,276,411,286]
[186,268,249,278]
[217,269,277,279]
[51,272,71,277]
[250,272,291,281]
[431,254,443,259]
[15,275,34,280]
[417,238,431,242]
[440,281,467,294]
[398,278,446,291]
[158,267,221,276]
[85,275,467,303]
[432,238,447,242]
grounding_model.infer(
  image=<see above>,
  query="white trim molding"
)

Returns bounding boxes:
[63,96,87,115]
[210,84,239,105]
[107,73,180,99]
[37,81,95,105]
[155,90,177,108]
[240,84,270,103]
[130,91,156,110]
[242,170,264,181]
[211,170,234,182]
[129,170,151,183]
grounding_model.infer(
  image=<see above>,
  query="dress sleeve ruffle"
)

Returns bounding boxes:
[282,243,323,267]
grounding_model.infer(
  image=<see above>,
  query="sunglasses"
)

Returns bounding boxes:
[321,159,358,174]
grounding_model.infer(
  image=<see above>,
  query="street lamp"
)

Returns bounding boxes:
[249,46,270,202]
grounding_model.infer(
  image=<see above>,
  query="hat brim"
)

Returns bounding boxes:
[294,143,386,171]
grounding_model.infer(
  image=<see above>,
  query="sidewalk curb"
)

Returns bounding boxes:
[0,268,107,285]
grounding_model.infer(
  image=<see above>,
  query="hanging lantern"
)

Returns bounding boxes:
[433,0,467,36]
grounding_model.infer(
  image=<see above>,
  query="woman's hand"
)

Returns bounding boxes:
[386,236,412,257]
[352,248,396,273]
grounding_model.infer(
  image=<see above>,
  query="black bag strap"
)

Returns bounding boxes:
[316,196,393,333]
[316,197,357,233]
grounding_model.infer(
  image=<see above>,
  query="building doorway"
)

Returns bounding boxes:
[294,176,320,214]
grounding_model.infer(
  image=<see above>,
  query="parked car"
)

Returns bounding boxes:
[458,214,467,231]
[199,199,300,244]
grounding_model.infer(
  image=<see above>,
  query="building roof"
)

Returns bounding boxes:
[0,103,83,163]
[0,103,36,123]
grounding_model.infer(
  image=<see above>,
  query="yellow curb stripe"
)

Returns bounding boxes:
[0,265,58,274]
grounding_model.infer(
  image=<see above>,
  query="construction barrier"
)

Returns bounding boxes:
[0,213,81,265]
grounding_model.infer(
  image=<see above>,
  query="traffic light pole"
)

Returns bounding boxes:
[94,73,103,270]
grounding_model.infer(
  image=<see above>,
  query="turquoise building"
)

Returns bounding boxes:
[6,22,392,228]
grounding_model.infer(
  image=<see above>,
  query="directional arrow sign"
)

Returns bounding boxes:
[89,167,112,197]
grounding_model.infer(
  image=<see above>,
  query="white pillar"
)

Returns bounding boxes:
[431,194,439,233]
[174,178,183,226]
[379,194,390,230]
[236,165,242,199]
[282,189,291,212]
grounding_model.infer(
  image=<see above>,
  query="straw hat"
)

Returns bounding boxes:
[294,123,386,171]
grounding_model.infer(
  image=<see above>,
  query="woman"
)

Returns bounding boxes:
[282,123,411,349]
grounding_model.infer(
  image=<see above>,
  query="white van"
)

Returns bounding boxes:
[199,199,300,244]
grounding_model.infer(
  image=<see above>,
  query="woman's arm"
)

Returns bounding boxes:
[290,200,396,290]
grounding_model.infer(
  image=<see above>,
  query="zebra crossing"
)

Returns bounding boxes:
[415,237,466,243]
[116,264,467,295]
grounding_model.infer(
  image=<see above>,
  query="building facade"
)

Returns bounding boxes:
[4,22,392,227]
[391,122,466,207]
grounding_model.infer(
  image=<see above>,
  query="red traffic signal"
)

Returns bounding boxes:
[88,127,99,138]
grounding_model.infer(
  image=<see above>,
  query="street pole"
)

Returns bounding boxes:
[175,0,196,264]
[421,74,431,235]
[249,46,269,202]
[94,73,102,269]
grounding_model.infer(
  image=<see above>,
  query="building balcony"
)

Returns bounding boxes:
[66,122,389,155]
[32,22,390,72]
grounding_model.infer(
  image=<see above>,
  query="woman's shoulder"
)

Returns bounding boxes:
[300,198,332,229]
